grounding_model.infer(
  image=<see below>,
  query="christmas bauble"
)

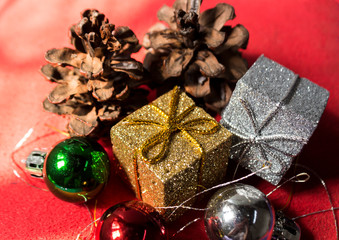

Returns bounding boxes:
[95,200,166,240]
[204,184,275,240]
[272,211,301,240]
[43,137,110,203]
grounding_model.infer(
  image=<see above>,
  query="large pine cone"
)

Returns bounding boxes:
[143,0,249,113]
[42,9,147,137]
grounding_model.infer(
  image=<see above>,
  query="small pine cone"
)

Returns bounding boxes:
[42,9,147,137]
[144,1,249,113]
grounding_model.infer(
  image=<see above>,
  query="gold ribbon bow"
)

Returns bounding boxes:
[123,86,220,200]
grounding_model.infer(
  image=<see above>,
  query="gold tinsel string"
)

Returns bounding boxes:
[76,169,265,239]
[155,167,338,239]
[161,167,268,218]
[276,156,302,211]
[11,96,337,239]
[294,163,339,239]
[78,200,98,240]
[275,154,303,211]
[122,86,219,200]
[44,123,70,137]
[11,116,70,191]
[10,118,101,240]
[265,162,338,239]
[263,152,304,213]
[74,166,338,239]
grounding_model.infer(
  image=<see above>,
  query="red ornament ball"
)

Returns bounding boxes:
[95,200,167,240]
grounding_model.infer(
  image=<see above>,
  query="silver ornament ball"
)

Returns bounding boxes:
[272,211,301,240]
[204,184,275,240]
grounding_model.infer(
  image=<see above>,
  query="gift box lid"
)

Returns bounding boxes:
[240,55,329,124]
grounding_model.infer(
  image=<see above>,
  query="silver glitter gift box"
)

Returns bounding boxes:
[220,55,329,185]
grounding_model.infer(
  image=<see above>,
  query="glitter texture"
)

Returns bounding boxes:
[111,87,232,218]
[220,55,329,185]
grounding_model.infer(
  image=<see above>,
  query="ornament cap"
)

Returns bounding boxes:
[25,150,47,178]
[272,211,301,240]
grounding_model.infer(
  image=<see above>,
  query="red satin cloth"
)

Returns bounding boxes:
[0,0,338,239]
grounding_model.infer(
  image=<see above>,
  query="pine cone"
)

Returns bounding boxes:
[42,9,147,137]
[143,0,249,112]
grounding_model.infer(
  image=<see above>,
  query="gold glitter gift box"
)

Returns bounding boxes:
[110,87,231,217]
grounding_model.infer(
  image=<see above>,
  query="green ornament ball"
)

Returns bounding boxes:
[43,137,110,203]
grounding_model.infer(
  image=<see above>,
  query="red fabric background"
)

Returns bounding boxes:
[0,0,338,239]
